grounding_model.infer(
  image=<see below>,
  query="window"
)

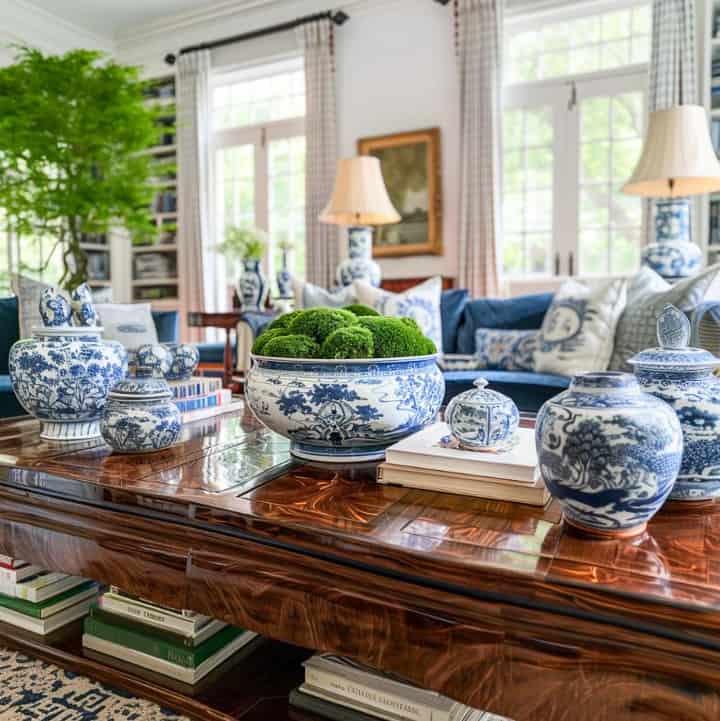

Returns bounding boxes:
[211,58,306,307]
[502,2,650,279]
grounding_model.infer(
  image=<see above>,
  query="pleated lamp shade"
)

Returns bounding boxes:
[623,105,720,197]
[320,157,401,226]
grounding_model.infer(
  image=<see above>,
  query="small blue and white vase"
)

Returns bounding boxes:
[642,200,701,281]
[239,259,269,311]
[336,227,382,288]
[276,248,293,299]
[536,371,682,538]
[164,343,200,381]
[445,378,519,451]
[630,304,720,501]
[70,283,98,327]
[39,287,72,327]
[100,369,182,454]
[136,344,173,378]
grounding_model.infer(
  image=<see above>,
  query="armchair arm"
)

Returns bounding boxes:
[691,301,720,354]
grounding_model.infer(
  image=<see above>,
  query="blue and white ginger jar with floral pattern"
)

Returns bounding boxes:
[445,378,519,451]
[9,288,127,441]
[246,354,444,462]
[536,371,682,538]
[100,370,182,453]
[630,304,720,501]
[239,259,269,311]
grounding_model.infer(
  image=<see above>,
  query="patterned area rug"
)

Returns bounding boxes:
[0,648,188,720]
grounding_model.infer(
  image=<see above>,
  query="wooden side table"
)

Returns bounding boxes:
[187,311,243,390]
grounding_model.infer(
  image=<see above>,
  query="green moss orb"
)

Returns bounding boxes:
[319,326,375,359]
[288,308,358,343]
[251,327,287,355]
[262,334,320,359]
[343,304,381,318]
[399,317,422,333]
[419,336,437,355]
[357,316,429,358]
[266,309,304,333]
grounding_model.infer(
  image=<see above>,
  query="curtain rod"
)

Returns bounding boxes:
[164,10,350,65]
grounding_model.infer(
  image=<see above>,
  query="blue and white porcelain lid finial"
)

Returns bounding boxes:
[108,366,172,401]
[453,376,514,408]
[629,304,720,372]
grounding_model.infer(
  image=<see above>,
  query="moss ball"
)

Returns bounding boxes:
[319,326,375,359]
[399,317,422,334]
[288,308,358,343]
[262,334,320,359]
[419,336,438,355]
[252,327,287,355]
[357,316,429,358]
[343,304,381,318]
[266,309,304,333]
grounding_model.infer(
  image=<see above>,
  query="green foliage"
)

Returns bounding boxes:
[251,327,287,355]
[288,308,358,343]
[0,47,164,289]
[319,326,375,359]
[262,334,320,359]
[216,226,267,265]
[343,304,381,317]
[358,316,431,358]
[266,309,304,332]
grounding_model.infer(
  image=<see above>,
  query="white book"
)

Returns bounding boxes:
[29,583,99,618]
[0,555,25,569]
[15,574,89,603]
[82,629,258,684]
[0,596,94,635]
[385,423,538,483]
[0,564,44,595]
[181,397,243,424]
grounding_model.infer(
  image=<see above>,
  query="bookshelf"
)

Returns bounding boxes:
[131,74,183,309]
[79,233,113,299]
[702,1,720,264]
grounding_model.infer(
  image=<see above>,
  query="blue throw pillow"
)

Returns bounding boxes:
[152,311,179,343]
[0,296,19,375]
[457,292,554,355]
[440,289,469,354]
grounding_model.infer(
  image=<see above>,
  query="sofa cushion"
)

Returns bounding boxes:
[0,375,25,418]
[197,342,235,365]
[440,289,469,354]
[457,292,553,354]
[152,311,179,344]
[0,297,19,375]
[475,328,538,371]
[442,369,569,413]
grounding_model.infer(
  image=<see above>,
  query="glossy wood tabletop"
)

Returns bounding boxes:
[2,408,720,720]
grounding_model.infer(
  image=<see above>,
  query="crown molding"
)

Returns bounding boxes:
[2,0,112,53]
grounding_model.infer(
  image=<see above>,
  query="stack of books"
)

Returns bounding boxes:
[169,376,241,422]
[290,653,510,721]
[82,587,258,685]
[377,423,549,506]
[0,555,99,635]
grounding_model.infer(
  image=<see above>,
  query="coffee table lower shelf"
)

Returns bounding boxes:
[0,621,315,721]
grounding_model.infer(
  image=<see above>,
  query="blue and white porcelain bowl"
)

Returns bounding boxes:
[630,305,720,501]
[100,371,182,454]
[445,378,519,451]
[9,326,127,441]
[246,354,445,462]
[536,371,683,538]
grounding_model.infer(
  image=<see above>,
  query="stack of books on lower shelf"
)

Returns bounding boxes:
[0,555,99,635]
[377,423,549,506]
[82,587,258,686]
[290,653,511,721]
[169,376,240,423]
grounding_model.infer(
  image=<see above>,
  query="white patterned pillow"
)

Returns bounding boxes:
[293,279,357,309]
[353,277,443,349]
[95,303,158,352]
[475,328,538,371]
[534,278,627,377]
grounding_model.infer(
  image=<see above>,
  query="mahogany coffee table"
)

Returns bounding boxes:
[0,407,719,721]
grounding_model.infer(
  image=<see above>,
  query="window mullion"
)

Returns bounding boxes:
[255,130,270,278]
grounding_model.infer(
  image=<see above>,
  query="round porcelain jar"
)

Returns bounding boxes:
[100,371,182,453]
[630,304,720,501]
[445,378,520,451]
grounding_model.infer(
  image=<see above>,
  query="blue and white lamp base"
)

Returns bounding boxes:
[336,226,382,287]
[643,199,701,281]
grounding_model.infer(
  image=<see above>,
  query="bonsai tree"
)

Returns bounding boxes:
[216,226,267,269]
[0,47,166,289]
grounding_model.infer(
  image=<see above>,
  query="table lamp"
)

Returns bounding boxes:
[320,156,401,287]
[623,105,720,281]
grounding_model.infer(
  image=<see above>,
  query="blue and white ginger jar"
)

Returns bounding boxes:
[137,343,199,381]
[9,288,127,441]
[536,371,682,538]
[246,354,444,462]
[445,378,519,451]
[630,304,720,501]
[100,370,182,453]
[239,259,269,311]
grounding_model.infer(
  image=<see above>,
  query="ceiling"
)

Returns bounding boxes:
[26,0,237,38]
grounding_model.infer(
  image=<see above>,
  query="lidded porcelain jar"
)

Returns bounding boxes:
[100,369,182,453]
[136,343,199,381]
[630,304,720,501]
[445,378,520,451]
[536,371,682,538]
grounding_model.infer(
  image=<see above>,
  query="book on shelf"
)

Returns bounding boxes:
[0,564,44,594]
[384,423,539,483]
[0,581,98,619]
[299,654,487,721]
[15,572,89,603]
[168,376,222,400]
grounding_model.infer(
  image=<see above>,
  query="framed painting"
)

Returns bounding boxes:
[357,127,442,257]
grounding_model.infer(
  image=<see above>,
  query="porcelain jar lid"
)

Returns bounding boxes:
[452,377,515,408]
[108,368,172,401]
[629,304,720,372]
[32,325,104,338]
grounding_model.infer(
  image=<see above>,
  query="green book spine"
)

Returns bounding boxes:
[0,580,96,618]
[83,614,242,668]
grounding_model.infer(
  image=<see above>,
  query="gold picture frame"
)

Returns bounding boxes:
[357,127,442,257]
